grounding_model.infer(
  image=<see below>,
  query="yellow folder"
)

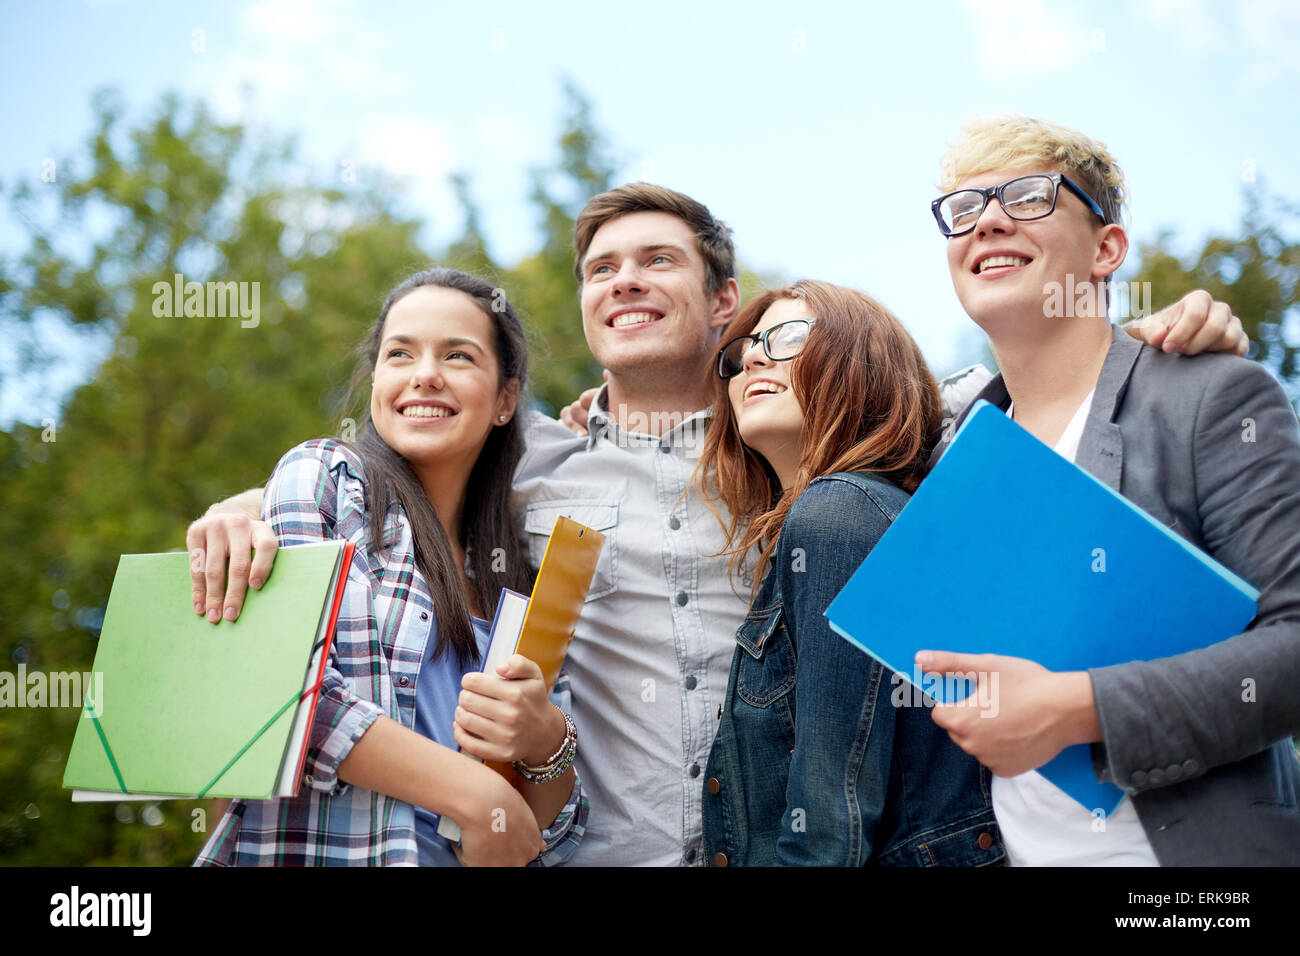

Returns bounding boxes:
[438,516,606,841]
[514,515,606,692]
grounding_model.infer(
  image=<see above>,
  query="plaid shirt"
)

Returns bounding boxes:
[194,439,587,866]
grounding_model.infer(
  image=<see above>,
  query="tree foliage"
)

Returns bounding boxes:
[0,88,443,863]
[1129,185,1300,410]
[0,80,717,864]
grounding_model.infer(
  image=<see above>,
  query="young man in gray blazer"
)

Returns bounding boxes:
[921,115,1300,865]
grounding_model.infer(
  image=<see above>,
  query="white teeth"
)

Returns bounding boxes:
[978,255,1030,273]
[401,405,453,418]
[745,381,787,400]
[611,312,660,328]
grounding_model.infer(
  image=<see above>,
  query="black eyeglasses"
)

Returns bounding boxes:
[716,318,816,379]
[931,173,1108,237]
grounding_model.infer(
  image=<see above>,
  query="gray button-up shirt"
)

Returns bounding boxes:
[513,368,989,866]
[514,390,745,865]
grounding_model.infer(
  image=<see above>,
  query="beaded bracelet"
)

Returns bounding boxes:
[514,712,577,784]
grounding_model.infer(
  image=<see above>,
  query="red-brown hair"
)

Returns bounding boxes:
[694,280,942,592]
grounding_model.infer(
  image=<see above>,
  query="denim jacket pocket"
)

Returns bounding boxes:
[735,605,797,708]
[908,817,1004,867]
[523,493,619,601]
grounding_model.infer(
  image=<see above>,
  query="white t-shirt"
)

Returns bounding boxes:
[995,391,1161,866]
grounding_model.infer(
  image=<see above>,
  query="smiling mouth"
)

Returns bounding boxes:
[744,381,788,401]
[608,311,663,328]
[974,255,1031,275]
[400,405,455,419]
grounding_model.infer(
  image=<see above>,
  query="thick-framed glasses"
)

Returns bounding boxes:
[931,173,1108,237]
[716,318,816,379]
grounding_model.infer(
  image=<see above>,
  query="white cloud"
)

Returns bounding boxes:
[473,113,526,151]
[1133,0,1220,55]
[355,116,460,229]
[1235,0,1300,88]
[193,52,313,122]
[322,49,409,96]
[210,1,408,99]
[192,0,411,122]
[961,0,1090,78]
[1135,0,1300,88]
[358,116,455,180]
[241,0,347,48]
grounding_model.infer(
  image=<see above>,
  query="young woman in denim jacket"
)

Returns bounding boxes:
[193,269,585,866]
[697,280,1002,866]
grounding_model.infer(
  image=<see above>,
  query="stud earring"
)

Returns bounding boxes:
[497,415,508,423]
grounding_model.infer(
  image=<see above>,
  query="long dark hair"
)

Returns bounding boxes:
[343,268,535,666]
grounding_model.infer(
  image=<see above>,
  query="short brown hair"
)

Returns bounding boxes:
[573,182,736,295]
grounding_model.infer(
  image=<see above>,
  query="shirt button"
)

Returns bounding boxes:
[684,675,697,690]
[1182,759,1199,775]
[1131,770,1148,787]
[398,675,410,687]
[713,852,729,867]
[1148,768,1166,786]
[675,591,688,607]
[1165,763,1183,782]
[668,515,681,530]
[977,831,994,851]
[689,763,700,778]
[685,848,696,863]
[660,444,671,454]
[419,611,428,621]
[706,777,721,795]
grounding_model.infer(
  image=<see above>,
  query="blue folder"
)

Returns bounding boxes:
[825,400,1259,813]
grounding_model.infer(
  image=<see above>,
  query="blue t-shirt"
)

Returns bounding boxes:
[413,616,491,867]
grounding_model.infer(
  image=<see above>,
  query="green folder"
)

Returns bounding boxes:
[63,540,348,800]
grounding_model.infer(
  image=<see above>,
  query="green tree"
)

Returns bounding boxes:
[0,81,787,865]
[1128,185,1300,410]
[0,89,428,864]
[503,79,619,414]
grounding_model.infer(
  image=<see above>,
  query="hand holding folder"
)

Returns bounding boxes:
[437,515,604,842]
[826,402,1259,813]
[63,540,354,801]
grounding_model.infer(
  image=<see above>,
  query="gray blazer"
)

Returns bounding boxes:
[932,326,1300,865]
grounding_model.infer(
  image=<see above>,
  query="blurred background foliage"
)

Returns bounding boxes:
[1128,187,1300,409]
[0,82,1296,865]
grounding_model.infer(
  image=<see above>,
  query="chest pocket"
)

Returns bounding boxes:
[523,493,619,601]
[735,605,797,708]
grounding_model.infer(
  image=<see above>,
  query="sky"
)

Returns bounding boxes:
[3,0,1299,424]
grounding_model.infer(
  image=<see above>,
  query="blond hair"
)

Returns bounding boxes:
[939,115,1127,227]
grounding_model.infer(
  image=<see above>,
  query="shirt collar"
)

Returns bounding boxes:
[585,383,714,454]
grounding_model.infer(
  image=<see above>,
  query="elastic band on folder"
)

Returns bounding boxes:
[197,680,324,799]
[85,692,128,793]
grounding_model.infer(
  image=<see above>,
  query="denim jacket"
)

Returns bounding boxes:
[702,471,1004,866]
